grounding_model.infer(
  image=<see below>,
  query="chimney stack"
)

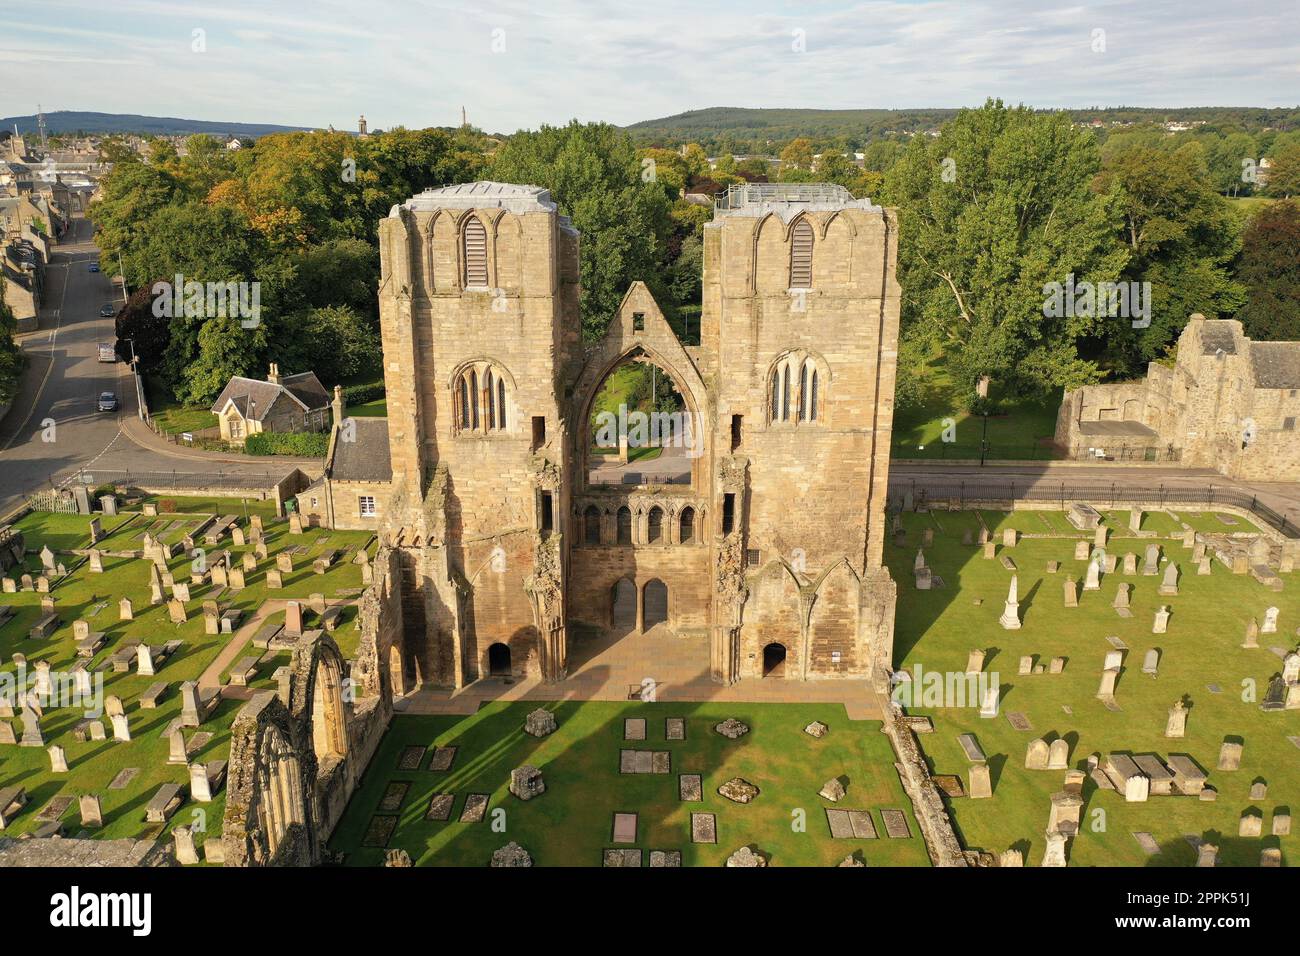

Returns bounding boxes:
[268,363,281,385]
[331,385,345,428]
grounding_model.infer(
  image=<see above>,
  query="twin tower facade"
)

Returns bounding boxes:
[372,180,901,692]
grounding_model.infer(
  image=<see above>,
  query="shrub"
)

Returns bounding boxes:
[342,381,385,405]
[244,431,330,457]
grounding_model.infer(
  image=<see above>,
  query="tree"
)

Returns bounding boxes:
[1236,199,1300,341]
[490,121,675,339]
[883,100,1127,402]
[1265,145,1300,198]
[779,137,814,171]
[89,161,186,278]
[1094,145,1244,370]
[0,295,24,405]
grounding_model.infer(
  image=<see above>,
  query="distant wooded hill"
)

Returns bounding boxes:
[626,105,1300,150]
[0,110,315,138]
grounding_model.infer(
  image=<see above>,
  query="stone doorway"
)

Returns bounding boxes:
[762,642,787,678]
[643,579,668,630]
[487,642,512,677]
[611,579,637,634]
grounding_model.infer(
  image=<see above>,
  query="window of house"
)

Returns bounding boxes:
[1284,417,1296,432]
[532,415,546,449]
[463,217,488,287]
[680,506,695,543]
[633,312,645,331]
[746,549,761,567]
[230,418,243,438]
[789,218,813,288]
[730,415,742,452]
[359,496,376,517]
[722,493,735,535]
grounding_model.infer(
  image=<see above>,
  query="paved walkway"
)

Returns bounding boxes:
[395,626,885,719]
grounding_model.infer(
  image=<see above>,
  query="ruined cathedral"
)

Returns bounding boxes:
[309,180,902,691]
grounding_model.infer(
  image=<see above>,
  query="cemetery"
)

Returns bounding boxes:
[888,505,1298,866]
[328,701,930,867]
[0,493,374,857]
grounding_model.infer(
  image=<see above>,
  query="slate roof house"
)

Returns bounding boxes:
[296,386,393,530]
[210,364,331,443]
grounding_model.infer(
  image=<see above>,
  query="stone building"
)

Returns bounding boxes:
[348,180,899,691]
[298,387,394,530]
[1055,315,1300,479]
[210,364,331,443]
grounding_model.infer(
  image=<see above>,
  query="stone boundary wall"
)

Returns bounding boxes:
[881,708,968,867]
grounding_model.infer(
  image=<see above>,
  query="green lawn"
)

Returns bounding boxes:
[330,701,931,867]
[0,502,372,851]
[893,354,1062,461]
[890,507,1297,866]
[145,375,218,436]
[348,399,387,418]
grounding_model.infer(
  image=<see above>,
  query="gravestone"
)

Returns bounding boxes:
[1142,544,1160,575]
[965,649,986,674]
[1113,583,1132,617]
[228,567,246,590]
[79,794,102,828]
[979,686,999,718]
[1097,669,1119,700]
[1018,655,1033,676]
[1025,738,1049,769]
[524,708,556,737]
[1050,656,1066,674]
[509,765,545,800]
[1123,552,1137,575]
[1094,525,1108,548]
[48,745,68,772]
[1217,740,1243,771]
[1129,509,1142,533]
[242,552,257,573]
[110,713,130,741]
[1074,540,1090,561]
[285,601,304,637]
[1047,738,1069,770]
[1083,556,1101,591]
[983,541,995,560]
[173,825,200,865]
[1239,812,1263,837]
[1141,649,1159,676]
[1063,578,1077,607]
[968,762,992,799]
[88,549,104,573]
[136,643,155,676]
[1003,529,1016,548]
[1158,563,1179,596]
[167,599,187,624]
[1261,606,1279,634]
[1166,700,1187,738]
[119,597,133,621]
[1041,831,1068,867]
[1153,606,1170,634]
[266,569,283,589]
[168,727,187,764]
[999,575,1021,629]
[171,581,190,603]
[190,762,213,802]
[1243,618,1259,649]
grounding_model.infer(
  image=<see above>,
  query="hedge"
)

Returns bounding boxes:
[342,381,385,405]
[244,431,331,457]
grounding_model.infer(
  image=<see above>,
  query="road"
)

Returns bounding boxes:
[0,217,297,517]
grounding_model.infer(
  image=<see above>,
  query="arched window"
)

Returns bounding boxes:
[485,369,496,429]
[799,362,809,421]
[497,377,507,429]
[680,506,695,543]
[790,218,813,288]
[781,364,790,421]
[648,506,663,544]
[770,369,780,421]
[469,370,479,429]
[463,217,488,287]
[584,506,601,545]
[809,367,819,421]
[457,375,471,430]
[617,506,632,545]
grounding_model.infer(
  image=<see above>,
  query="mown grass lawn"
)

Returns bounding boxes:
[330,701,931,867]
[893,353,1062,461]
[889,507,1297,866]
[0,504,372,852]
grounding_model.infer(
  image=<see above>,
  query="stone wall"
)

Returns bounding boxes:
[883,711,968,867]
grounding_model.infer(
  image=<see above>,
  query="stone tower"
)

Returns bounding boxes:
[698,183,900,683]
[375,180,899,691]
[376,182,580,688]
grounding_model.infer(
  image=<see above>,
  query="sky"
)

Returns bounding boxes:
[2,0,1297,133]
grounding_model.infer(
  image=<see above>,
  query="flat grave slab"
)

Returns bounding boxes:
[679,774,703,801]
[1132,831,1160,855]
[1006,712,1032,731]
[826,808,854,839]
[378,781,410,813]
[623,718,646,741]
[397,745,426,771]
[612,812,638,844]
[690,812,716,844]
[603,848,642,867]
[620,749,669,774]
[958,733,986,762]
[881,809,912,839]
[933,775,965,798]
[649,850,681,867]
[849,810,878,839]
[459,793,488,823]
[108,768,140,790]
[428,746,457,772]
[425,793,455,821]
[36,795,74,823]
[1106,636,1129,650]
[665,717,685,740]
[361,815,398,848]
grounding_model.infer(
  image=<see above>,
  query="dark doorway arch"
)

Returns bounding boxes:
[612,578,637,634]
[487,642,511,677]
[762,642,787,677]
[648,506,663,544]
[616,506,632,545]
[584,505,601,545]
[679,506,695,543]
[643,579,668,630]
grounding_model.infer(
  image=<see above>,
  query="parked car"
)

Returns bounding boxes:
[99,304,115,317]
[88,262,100,272]
[97,391,118,412]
